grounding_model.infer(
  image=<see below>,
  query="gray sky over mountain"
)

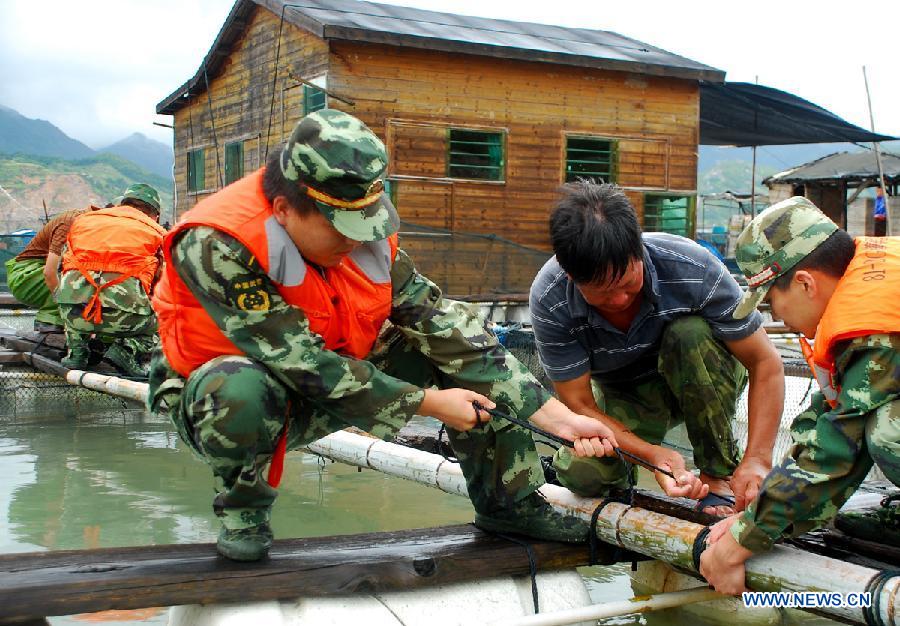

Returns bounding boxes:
[2,0,898,148]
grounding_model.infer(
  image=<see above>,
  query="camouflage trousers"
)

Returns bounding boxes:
[4,257,64,326]
[58,302,158,359]
[173,331,546,531]
[554,316,746,496]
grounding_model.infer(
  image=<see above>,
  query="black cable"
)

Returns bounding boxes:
[588,449,637,566]
[692,525,712,573]
[433,423,458,463]
[495,533,540,615]
[472,401,675,479]
[863,569,900,626]
[203,68,223,189]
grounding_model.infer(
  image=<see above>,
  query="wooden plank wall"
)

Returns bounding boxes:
[329,40,700,253]
[171,6,329,216]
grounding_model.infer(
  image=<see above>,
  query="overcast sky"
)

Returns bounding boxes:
[2,0,898,149]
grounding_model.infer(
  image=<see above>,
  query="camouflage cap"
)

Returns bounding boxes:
[121,183,161,213]
[732,196,838,319]
[280,109,399,242]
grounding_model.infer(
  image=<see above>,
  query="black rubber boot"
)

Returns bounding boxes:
[834,493,900,547]
[104,343,149,378]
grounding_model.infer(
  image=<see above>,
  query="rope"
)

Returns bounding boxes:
[433,423,458,463]
[588,448,637,567]
[691,525,712,573]
[863,569,900,626]
[471,401,675,479]
[495,532,540,615]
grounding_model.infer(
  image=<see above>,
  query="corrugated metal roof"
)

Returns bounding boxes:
[764,150,900,184]
[157,0,723,114]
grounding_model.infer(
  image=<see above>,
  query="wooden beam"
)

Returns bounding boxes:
[0,524,610,622]
[22,352,69,378]
[0,351,23,364]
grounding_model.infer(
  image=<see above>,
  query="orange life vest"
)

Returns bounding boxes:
[800,236,900,408]
[62,206,166,324]
[152,169,398,380]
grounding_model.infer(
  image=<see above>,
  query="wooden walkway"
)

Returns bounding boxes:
[0,525,611,623]
[1,329,899,625]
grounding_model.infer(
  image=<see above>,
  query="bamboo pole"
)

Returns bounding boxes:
[490,587,722,626]
[48,369,900,625]
[862,65,892,236]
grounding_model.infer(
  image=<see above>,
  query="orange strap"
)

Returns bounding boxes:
[267,405,291,488]
[66,247,154,324]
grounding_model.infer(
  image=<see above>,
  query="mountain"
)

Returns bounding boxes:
[0,104,95,159]
[698,141,900,196]
[0,153,175,233]
[100,132,173,179]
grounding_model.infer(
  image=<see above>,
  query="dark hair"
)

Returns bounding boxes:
[771,229,856,291]
[122,198,159,218]
[549,180,643,284]
[262,150,317,215]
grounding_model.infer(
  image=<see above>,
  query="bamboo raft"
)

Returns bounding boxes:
[1,329,899,625]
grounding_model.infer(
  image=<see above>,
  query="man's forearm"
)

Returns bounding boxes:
[43,252,60,292]
[743,358,784,462]
[561,396,658,460]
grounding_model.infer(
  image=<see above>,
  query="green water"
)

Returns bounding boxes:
[0,395,836,626]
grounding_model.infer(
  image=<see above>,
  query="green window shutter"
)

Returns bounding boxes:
[384,179,397,208]
[224,141,244,185]
[565,136,616,183]
[303,85,327,115]
[187,148,205,192]
[447,129,504,181]
[643,194,695,237]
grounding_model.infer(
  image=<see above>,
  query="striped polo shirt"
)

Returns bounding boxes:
[529,232,762,384]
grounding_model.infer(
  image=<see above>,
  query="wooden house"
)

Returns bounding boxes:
[764,150,899,236]
[156,0,723,295]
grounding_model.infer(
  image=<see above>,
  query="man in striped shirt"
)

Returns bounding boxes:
[529,182,785,513]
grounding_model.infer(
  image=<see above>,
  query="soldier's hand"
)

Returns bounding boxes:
[419,388,494,432]
[699,517,753,595]
[650,447,708,500]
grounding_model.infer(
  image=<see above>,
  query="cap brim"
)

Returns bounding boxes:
[318,194,399,243]
[732,285,768,319]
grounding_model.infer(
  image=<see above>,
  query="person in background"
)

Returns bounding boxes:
[57,184,166,377]
[874,186,888,237]
[5,208,91,333]
[700,196,900,594]
[529,181,785,515]
[148,110,619,562]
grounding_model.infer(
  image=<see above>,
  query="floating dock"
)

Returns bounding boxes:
[0,329,898,626]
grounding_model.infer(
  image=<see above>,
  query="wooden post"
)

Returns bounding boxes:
[750,146,757,217]
[862,65,892,235]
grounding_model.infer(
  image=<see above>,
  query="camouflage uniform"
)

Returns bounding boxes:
[58,183,163,375]
[148,231,550,528]
[57,271,158,364]
[148,111,568,554]
[729,197,900,552]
